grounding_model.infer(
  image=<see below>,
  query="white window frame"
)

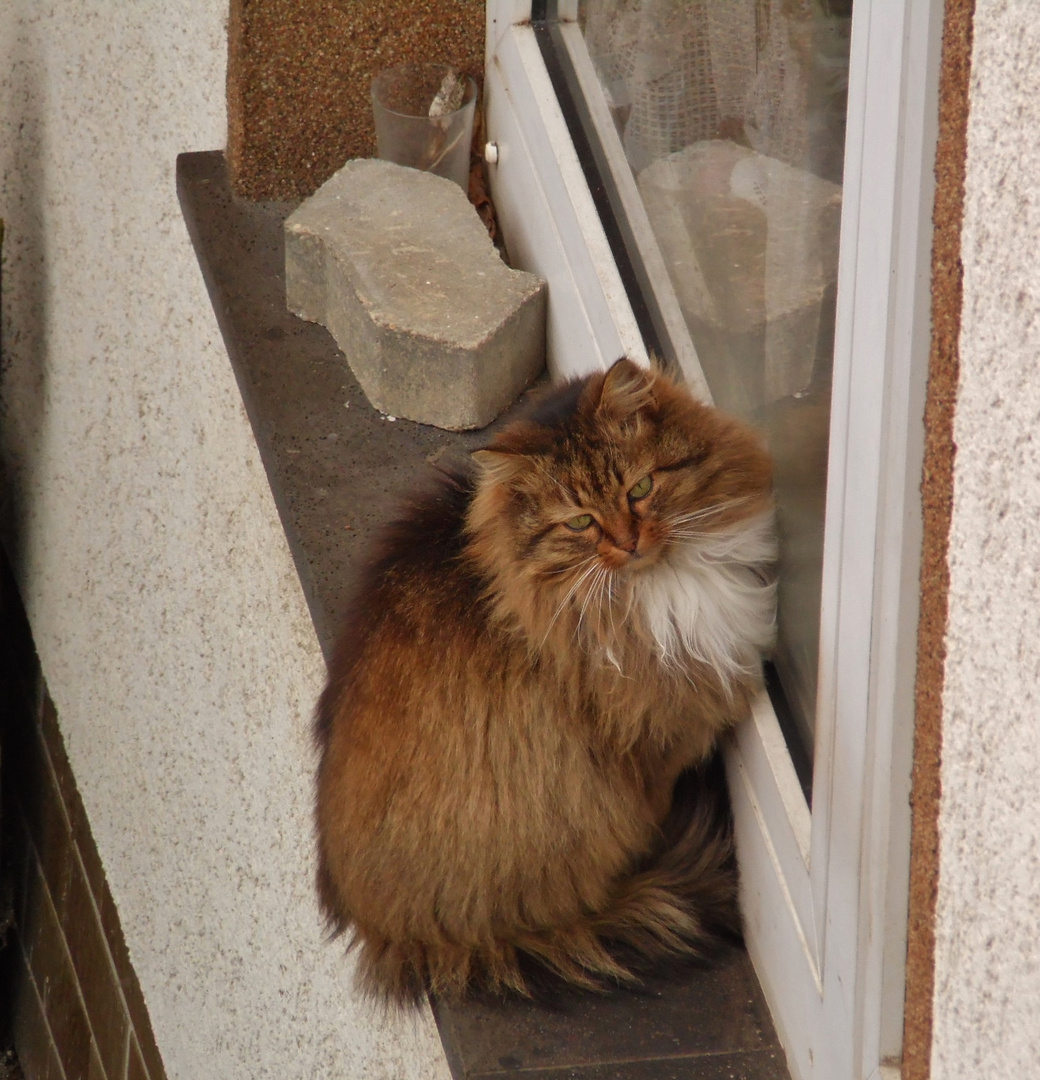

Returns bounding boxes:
[483,3,943,1079]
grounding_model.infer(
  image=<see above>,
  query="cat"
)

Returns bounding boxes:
[314,357,777,1006]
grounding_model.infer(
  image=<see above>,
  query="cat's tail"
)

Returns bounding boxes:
[351,756,742,1006]
[510,755,742,994]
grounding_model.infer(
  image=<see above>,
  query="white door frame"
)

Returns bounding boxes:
[483,3,942,1078]
[484,0,647,378]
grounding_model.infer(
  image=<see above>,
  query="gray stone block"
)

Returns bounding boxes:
[284,158,546,430]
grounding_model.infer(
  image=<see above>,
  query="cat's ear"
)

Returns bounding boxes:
[472,448,528,483]
[595,357,657,419]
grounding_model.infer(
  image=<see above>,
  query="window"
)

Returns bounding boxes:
[484,1,942,1077]
[567,0,852,769]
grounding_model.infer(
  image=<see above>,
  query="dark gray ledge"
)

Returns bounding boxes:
[176,149,789,1080]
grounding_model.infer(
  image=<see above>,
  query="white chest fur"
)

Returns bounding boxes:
[637,511,778,682]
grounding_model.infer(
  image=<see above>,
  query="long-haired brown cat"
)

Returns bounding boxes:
[315,358,776,1006]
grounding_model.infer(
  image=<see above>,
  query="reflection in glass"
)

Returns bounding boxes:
[578,0,852,753]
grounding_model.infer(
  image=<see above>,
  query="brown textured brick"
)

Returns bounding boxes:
[60,860,130,1080]
[14,728,75,918]
[84,910,166,1080]
[21,863,92,1080]
[11,954,65,1080]
[88,870,166,1080]
[126,1037,148,1080]
[117,964,166,1080]
[22,691,165,1079]
[5,802,33,930]
[17,833,50,970]
[38,695,107,905]
[38,697,80,824]
[71,816,110,936]
[86,1041,107,1080]
[43,968,93,1080]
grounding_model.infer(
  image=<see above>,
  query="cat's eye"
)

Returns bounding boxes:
[564,513,594,531]
[628,475,653,500]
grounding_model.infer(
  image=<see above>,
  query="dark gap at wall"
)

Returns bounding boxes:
[0,553,168,1080]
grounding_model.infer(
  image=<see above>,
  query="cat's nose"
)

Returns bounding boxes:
[603,520,640,556]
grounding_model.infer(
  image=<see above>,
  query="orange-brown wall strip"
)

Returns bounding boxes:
[226,0,485,200]
[902,2,975,1078]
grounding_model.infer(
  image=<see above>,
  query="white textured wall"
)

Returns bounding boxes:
[933,2,1040,1077]
[0,4,449,1078]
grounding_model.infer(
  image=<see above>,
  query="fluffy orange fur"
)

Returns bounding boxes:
[315,358,776,1004]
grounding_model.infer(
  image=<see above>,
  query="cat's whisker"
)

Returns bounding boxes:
[543,569,590,637]
[591,568,613,638]
[576,564,604,633]
[559,560,600,614]
[662,531,717,543]
[598,570,615,637]
[664,515,726,535]
[605,574,622,652]
[540,558,602,650]
[668,503,732,520]
[663,497,752,529]
[587,569,630,677]
[540,554,599,578]
[601,575,627,675]
[619,577,637,625]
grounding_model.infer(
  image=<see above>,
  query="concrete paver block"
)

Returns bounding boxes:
[284,158,546,430]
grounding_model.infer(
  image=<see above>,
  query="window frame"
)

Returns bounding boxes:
[483,2,942,1077]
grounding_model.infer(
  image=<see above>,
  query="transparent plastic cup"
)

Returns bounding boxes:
[370,63,478,190]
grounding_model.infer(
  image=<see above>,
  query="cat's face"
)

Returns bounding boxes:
[497,432,693,579]
[470,359,773,591]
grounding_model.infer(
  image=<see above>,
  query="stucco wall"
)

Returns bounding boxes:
[933,1,1040,1076]
[0,4,449,1078]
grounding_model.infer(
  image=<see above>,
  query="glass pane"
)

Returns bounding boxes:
[576,0,852,755]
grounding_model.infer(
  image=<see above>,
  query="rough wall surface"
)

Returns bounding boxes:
[0,4,449,1079]
[227,0,485,199]
[933,1,1040,1076]
[903,2,974,1077]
